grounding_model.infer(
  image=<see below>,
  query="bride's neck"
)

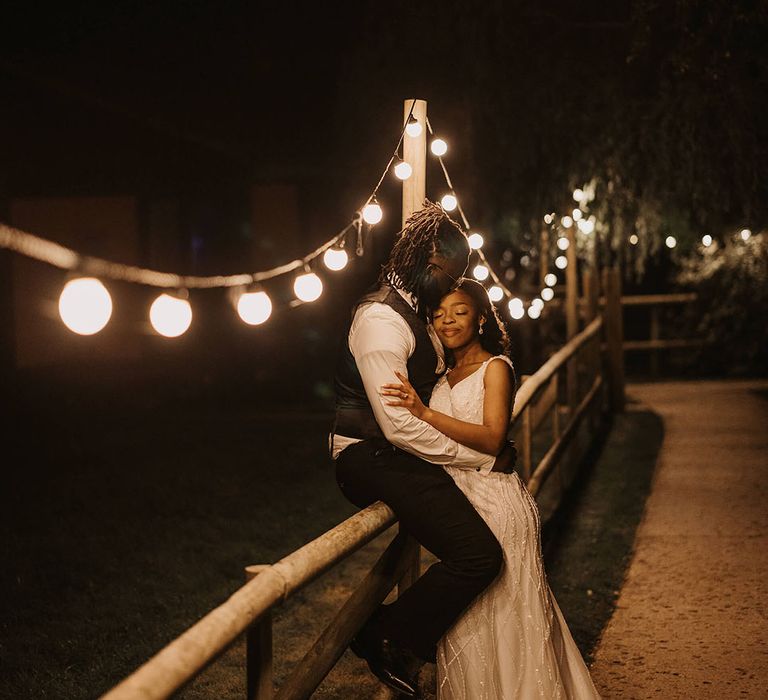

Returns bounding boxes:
[452,339,486,368]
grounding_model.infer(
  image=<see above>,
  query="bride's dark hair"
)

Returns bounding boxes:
[443,278,514,369]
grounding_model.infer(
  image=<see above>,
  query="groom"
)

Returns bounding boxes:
[331,201,516,696]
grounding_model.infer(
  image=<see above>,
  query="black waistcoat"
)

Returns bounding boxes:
[333,284,439,441]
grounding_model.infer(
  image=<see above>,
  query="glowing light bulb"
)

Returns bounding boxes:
[362,201,383,225]
[323,247,348,271]
[555,255,568,269]
[294,272,323,302]
[527,304,542,319]
[740,228,752,241]
[488,285,504,302]
[541,287,554,301]
[473,264,489,281]
[578,218,595,234]
[441,193,458,211]
[508,298,525,320]
[557,236,570,251]
[665,235,677,249]
[405,117,422,138]
[237,291,272,325]
[629,234,639,245]
[394,161,412,180]
[572,209,583,221]
[531,297,544,309]
[561,215,573,228]
[430,138,448,156]
[468,232,484,250]
[58,277,112,335]
[544,273,557,287]
[702,234,712,247]
[150,293,192,338]
[573,188,584,202]
[544,214,553,224]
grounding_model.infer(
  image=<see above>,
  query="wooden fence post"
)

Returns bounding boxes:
[398,97,427,596]
[650,305,659,378]
[565,223,579,420]
[603,267,625,411]
[245,565,273,700]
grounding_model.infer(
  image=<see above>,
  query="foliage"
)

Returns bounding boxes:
[676,231,768,374]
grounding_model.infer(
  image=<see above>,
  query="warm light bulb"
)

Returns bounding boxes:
[508,298,525,320]
[430,138,448,156]
[405,118,422,138]
[394,161,412,180]
[578,218,595,234]
[544,214,553,224]
[472,264,489,281]
[150,293,192,338]
[561,215,573,228]
[572,209,583,221]
[557,236,570,251]
[323,247,348,271]
[58,277,112,335]
[544,273,557,287]
[665,235,677,249]
[573,188,584,202]
[294,272,323,302]
[362,201,383,225]
[488,285,504,302]
[702,234,712,247]
[629,234,639,245]
[555,255,568,269]
[541,287,554,301]
[740,228,752,241]
[237,291,272,325]
[531,297,544,309]
[468,232,484,250]
[441,193,458,211]
[527,304,542,319]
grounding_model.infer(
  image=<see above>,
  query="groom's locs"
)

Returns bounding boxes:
[330,201,508,696]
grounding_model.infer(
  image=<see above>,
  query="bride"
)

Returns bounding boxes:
[381,278,601,699]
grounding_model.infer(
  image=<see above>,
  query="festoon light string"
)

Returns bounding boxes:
[0,99,575,336]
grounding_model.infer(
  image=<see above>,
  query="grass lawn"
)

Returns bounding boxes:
[1,384,662,699]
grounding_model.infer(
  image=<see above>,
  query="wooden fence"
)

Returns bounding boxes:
[102,269,625,700]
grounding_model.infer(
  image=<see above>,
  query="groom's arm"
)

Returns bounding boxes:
[351,303,495,473]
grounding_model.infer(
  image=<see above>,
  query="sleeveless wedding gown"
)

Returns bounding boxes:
[432,356,602,699]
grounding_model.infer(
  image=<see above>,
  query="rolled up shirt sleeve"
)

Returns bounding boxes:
[350,303,495,472]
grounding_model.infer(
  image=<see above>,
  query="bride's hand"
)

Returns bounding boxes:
[380,371,427,419]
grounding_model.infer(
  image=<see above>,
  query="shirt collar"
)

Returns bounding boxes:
[386,272,418,312]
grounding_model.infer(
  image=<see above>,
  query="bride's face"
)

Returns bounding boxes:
[432,290,484,350]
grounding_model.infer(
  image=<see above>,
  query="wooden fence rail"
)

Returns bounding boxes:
[103,272,625,700]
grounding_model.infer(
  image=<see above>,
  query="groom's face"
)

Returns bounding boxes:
[419,252,470,311]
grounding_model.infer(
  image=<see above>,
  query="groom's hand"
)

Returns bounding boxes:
[491,440,517,473]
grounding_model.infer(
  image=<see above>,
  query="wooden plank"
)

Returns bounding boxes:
[275,534,419,700]
[102,503,398,700]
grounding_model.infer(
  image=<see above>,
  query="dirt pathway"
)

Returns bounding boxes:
[590,380,768,699]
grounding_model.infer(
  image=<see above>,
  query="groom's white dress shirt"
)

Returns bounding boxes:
[331,287,495,474]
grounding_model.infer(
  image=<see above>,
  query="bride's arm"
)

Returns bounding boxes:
[381,360,514,455]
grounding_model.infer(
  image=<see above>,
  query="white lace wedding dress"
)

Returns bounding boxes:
[433,356,602,699]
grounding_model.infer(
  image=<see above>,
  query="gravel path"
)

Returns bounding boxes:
[590,380,768,699]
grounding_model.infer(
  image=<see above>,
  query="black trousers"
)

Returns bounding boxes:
[335,437,503,662]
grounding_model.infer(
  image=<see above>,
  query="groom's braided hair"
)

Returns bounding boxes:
[378,199,468,296]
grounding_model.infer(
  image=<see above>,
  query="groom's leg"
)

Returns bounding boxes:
[336,438,502,662]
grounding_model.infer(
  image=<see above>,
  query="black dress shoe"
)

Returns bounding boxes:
[350,625,420,697]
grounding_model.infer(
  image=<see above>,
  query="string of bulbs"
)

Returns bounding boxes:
[0,100,582,336]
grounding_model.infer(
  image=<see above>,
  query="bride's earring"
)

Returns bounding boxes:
[479,323,484,335]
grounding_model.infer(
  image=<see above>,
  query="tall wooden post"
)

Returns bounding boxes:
[402,99,427,227]
[539,224,549,289]
[398,98,427,595]
[244,565,273,700]
[603,267,625,411]
[565,223,578,415]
